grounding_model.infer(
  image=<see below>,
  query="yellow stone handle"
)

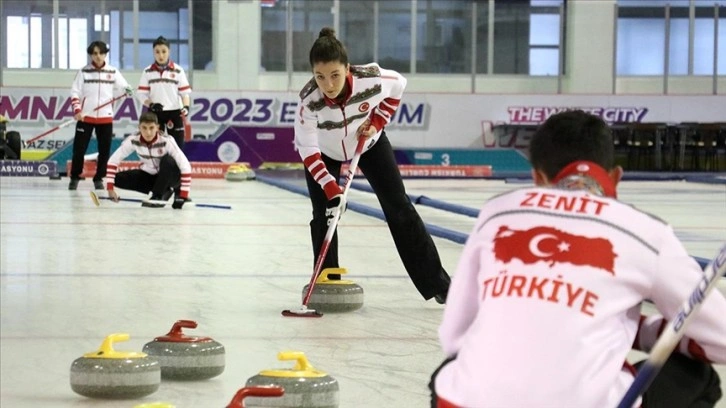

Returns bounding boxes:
[277,351,314,372]
[83,333,147,359]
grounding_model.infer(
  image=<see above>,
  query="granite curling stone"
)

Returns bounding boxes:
[302,268,364,313]
[226,385,285,408]
[244,351,339,408]
[70,333,160,399]
[142,319,225,381]
[225,163,256,181]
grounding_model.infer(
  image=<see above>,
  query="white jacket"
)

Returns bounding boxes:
[106,133,192,198]
[294,63,406,199]
[435,186,726,407]
[136,61,192,110]
[70,62,129,124]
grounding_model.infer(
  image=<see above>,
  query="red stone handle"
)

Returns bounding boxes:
[226,386,284,408]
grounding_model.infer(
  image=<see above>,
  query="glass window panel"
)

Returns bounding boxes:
[617,18,665,75]
[260,0,287,72]
[178,9,189,40]
[52,17,68,69]
[720,18,726,75]
[339,1,376,66]
[378,0,411,73]
[31,15,43,68]
[6,16,29,68]
[493,0,532,74]
[191,0,213,70]
[476,1,489,74]
[415,0,471,73]
[139,12,179,39]
[529,14,559,46]
[69,18,87,69]
[669,18,689,75]
[109,10,121,67]
[529,47,558,75]
[693,17,715,75]
[122,41,134,70]
[292,0,333,72]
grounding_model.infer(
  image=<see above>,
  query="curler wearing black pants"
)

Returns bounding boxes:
[154,109,185,150]
[70,122,113,184]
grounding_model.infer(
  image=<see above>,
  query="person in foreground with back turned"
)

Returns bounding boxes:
[106,112,192,209]
[294,27,451,303]
[430,110,725,407]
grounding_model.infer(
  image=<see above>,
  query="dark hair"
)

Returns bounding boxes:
[86,41,109,55]
[309,27,348,68]
[153,36,170,48]
[140,111,159,124]
[529,110,614,179]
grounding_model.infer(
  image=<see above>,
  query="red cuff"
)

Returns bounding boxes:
[106,184,114,191]
[323,180,342,200]
[179,190,189,199]
[369,113,386,133]
[74,108,81,114]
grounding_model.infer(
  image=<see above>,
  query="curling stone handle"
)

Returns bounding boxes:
[167,320,198,337]
[278,351,314,371]
[83,333,146,358]
[99,333,129,354]
[226,386,284,407]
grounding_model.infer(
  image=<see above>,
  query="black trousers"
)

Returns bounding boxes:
[70,122,113,181]
[155,109,185,149]
[303,132,450,299]
[428,353,722,408]
[113,155,181,197]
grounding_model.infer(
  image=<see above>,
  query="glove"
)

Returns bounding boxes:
[149,103,164,113]
[325,194,346,226]
[180,105,190,116]
[172,196,191,210]
[124,86,134,97]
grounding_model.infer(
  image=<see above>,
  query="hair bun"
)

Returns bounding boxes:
[319,27,336,39]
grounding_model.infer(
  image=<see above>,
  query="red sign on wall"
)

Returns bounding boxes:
[66,160,248,179]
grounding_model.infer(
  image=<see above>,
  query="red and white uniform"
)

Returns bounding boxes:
[106,133,191,198]
[294,63,405,199]
[436,182,726,407]
[70,62,129,124]
[136,61,191,109]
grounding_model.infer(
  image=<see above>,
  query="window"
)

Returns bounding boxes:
[617,0,726,75]
[415,1,471,73]
[493,0,564,75]
[2,0,212,71]
[378,1,411,73]
[339,1,376,66]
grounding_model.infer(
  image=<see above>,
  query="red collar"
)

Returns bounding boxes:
[91,61,106,70]
[323,72,353,107]
[551,161,617,198]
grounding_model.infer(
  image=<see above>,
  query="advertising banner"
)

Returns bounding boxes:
[1,87,724,155]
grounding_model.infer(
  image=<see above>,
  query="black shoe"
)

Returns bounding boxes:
[141,196,166,208]
[68,179,79,190]
[93,180,104,190]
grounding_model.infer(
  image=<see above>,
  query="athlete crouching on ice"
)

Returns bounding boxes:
[430,110,725,407]
[105,112,192,209]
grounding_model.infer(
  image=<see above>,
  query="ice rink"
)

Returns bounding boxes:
[1,173,725,408]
